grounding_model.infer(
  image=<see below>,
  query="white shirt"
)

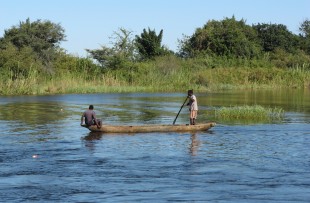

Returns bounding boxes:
[189,95,198,111]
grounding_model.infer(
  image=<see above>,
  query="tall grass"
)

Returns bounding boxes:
[1,55,310,95]
[214,105,285,122]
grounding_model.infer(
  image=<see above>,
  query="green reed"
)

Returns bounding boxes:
[214,105,285,121]
[1,54,310,95]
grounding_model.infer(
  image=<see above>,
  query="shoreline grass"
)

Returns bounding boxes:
[0,65,309,96]
[214,105,285,122]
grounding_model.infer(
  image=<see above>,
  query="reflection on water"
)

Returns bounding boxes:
[0,90,309,202]
[201,88,310,113]
[103,96,176,124]
[84,132,104,141]
[0,89,309,127]
[0,102,68,125]
[189,133,201,156]
[82,132,104,151]
[198,89,310,124]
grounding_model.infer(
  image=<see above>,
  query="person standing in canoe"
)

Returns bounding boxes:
[81,105,102,129]
[187,89,198,125]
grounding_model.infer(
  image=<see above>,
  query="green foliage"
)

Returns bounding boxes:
[299,19,310,54]
[299,19,310,38]
[111,28,136,61]
[179,16,261,58]
[269,49,310,69]
[1,18,66,73]
[253,23,299,53]
[1,16,310,95]
[135,28,170,60]
[215,105,285,122]
[86,28,136,69]
[86,46,114,67]
[178,16,310,69]
[0,42,42,79]
[53,53,102,78]
[2,18,65,54]
[1,56,310,95]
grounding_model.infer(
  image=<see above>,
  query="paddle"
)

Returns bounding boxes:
[173,96,188,125]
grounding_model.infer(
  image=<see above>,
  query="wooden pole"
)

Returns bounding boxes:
[173,97,188,125]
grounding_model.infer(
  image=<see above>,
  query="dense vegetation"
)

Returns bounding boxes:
[214,105,285,123]
[0,17,309,95]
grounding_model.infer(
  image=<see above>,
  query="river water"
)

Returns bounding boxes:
[0,90,309,202]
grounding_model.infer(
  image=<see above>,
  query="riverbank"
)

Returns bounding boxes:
[1,65,309,96]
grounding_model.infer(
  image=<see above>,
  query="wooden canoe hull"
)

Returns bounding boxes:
[85,122,216,133]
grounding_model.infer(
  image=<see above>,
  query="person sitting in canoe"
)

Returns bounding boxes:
[81,105,102,129]
[187,89,198,125]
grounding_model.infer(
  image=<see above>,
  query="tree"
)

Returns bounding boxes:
[0,42,43,79]
[179,16,261,58]
[299,19,310,54]
[135,28,170,60]
[1,18,66,73]
[2,18,65,53]
[299,19,310,38]
[253,23,299,53]
[86,28,136,69]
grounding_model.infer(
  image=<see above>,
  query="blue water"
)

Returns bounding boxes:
[0,91,309,202]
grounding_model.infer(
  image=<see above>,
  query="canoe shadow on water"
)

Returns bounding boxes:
[83,131,175,141]
[82,131,138,141]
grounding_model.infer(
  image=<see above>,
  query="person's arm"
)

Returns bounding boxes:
[81,113,84,125]
[187,95,194,105]
[190,96,195,102]
[92,111,100,128]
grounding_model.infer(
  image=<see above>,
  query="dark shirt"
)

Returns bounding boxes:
[82,109,96,126]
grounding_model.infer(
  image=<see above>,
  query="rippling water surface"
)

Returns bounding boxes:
[0,90,309,202]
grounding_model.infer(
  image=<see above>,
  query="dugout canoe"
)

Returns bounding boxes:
[82,122,216,133]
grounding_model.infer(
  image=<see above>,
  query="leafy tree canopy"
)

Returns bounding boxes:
[179,16,261,58]
[253,23,299,53]
[135,28,170,60]
[0,18,66,73]
[299,19,310,38]
[2,18,66,54]
[86,28,136,69]
[299,19,310,54]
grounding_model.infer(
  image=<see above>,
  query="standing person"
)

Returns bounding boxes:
[187,89,198,125]
[81,105,102,129]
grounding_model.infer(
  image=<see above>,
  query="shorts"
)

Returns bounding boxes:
[190,110,198,119]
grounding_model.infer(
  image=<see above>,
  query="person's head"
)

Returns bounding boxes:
[188,89,193,96]
[89,105,94,110]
